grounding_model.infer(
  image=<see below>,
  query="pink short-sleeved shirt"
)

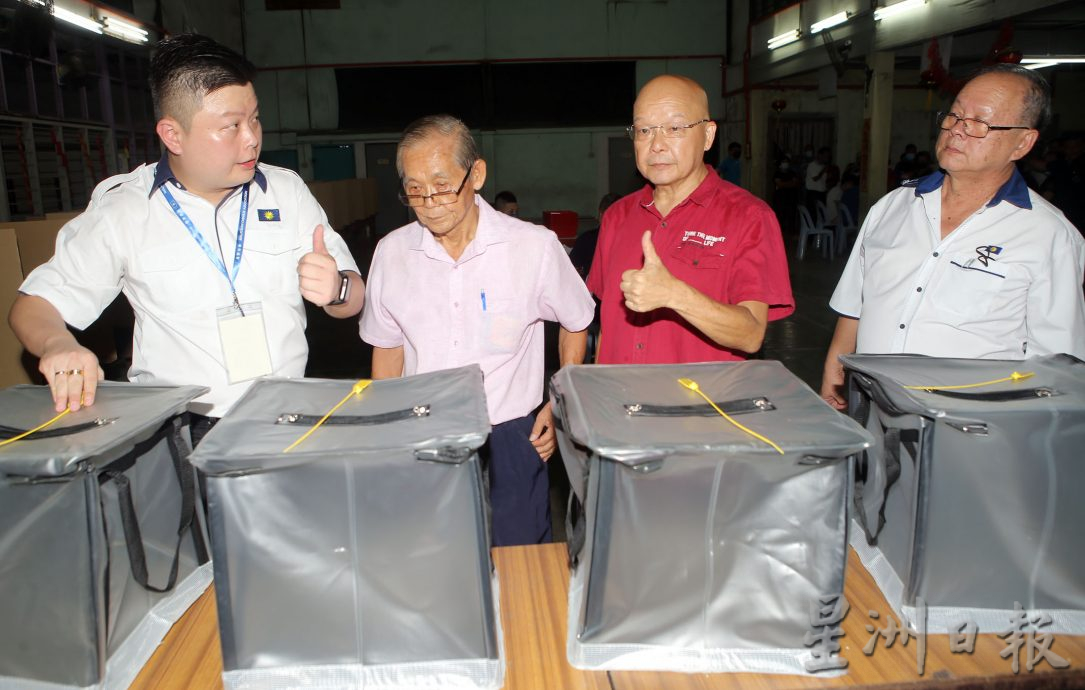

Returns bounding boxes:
[360,197,595,424]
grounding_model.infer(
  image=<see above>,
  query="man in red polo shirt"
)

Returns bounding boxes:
[587,75,793,363]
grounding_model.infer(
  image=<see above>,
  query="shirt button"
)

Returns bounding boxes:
[661,222,667,228]
[916,287,922,292]
[899,324,906,329]
[635,342,645,349]
[453,302,459,308]
[692,259,699,266]
[932,251,940,257]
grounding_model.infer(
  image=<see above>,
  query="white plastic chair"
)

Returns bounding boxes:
[835,204,859,255]
[797,206,834,260]
[815,200,832,230]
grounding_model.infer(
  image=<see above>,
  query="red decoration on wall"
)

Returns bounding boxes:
[921,20,1021,97]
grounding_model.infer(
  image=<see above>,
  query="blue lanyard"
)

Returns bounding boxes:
[160,184,249,294]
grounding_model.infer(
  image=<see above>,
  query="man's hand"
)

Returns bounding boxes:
[820,357,848,411]
[620,231,678,313]
[297,225,340,306]
[529,401,556,462]
[39,337,104,412]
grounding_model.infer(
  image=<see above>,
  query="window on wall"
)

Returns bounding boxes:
[335,61,635,131]
[749,0,799,22]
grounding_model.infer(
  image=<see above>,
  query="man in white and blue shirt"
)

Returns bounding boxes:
[821,64,1085,409]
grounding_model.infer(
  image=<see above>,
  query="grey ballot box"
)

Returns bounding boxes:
[843,353,1085,634]
[551,361,872,675]
[0,382,211,690]
[189,365,504,690]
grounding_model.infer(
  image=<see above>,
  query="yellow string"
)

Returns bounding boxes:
[903,371,1034,391]
[677,378,784,455]
[283,379,372,453]
[0,395,84,449]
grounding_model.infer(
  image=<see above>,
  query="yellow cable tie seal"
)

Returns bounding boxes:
[0,393,86,449]
[903,371,1034,392]
[283,379,372,453]
[677,378,784,455]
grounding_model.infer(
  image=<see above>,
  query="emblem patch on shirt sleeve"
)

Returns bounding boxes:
[258,208,281,222]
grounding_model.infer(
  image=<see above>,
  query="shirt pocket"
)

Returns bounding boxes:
[136,240,212,311]
[935,256,1006,318]
[244,230,301,294]
[481,296,525,354]
[669,241,728,270]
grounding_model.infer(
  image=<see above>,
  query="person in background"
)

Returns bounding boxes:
[804,146,831,214]
[494,190,519,217]
[773,155,801,236]
[569,193,621,278]
[716,141,742,186]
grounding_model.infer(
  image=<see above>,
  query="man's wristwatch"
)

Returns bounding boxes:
[328,270,350,306]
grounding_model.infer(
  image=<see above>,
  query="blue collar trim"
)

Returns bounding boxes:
[149,153,267,198]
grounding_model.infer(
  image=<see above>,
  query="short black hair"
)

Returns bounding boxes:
[970,63,1051,131]
[728,141,741,150]
[150,33,257,126]
[495,190,518,205]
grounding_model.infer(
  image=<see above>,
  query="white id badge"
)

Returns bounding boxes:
[217,302,273,383]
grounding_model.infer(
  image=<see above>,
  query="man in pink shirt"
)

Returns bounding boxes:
[360,114,595,546]
[588,76,793,364]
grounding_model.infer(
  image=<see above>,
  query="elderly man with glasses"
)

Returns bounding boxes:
[587,75,794,365]
[821,64,1085,410]
[359,114,594,546]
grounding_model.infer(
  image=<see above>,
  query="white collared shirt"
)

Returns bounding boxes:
[830,170,1085,359]
[20,162,359,415]
[360,196,594,425]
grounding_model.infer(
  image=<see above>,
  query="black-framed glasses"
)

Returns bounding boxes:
[626,119,710,142]
[937,111,1032,139]
[398,162,475,207]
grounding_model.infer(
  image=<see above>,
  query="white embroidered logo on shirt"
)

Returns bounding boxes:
[681,230,727,247]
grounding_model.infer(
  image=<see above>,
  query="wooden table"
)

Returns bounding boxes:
[131,544,1085,689]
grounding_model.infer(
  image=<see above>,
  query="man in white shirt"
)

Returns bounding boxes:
[821,64,1085,409]
[9,34,363,436]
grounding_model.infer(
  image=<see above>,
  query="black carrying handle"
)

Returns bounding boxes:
[102,416,207,594]
[623,396,775,417]
[0,418,115,440]
[849,380,918,546]
[275,405,430,426]
[918,387,1057,402]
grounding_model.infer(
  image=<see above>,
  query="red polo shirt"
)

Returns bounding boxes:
[587,167,794,364]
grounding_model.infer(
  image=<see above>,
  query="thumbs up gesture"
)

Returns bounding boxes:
[298,224,341,306]
[620,231,677,313]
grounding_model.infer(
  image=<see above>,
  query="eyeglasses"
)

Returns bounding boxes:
[937,111,1032,139]
[626,119,710,142]
[398,163,475,207]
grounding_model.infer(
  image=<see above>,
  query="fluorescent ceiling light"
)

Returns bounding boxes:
[1022,57,1085,66]
[53,6,103,34]
[874,0,927,21]
[811,12,850,34]
[103,16,149,43]
[767,29,802,50]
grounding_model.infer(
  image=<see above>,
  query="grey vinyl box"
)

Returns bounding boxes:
[551,361,872,675]
[189,365,504,690]
[843,353,1085,633]
[0,382,211,690]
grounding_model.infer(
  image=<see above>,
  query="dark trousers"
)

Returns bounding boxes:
[482,414,552,547]
[187,413,219,448]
